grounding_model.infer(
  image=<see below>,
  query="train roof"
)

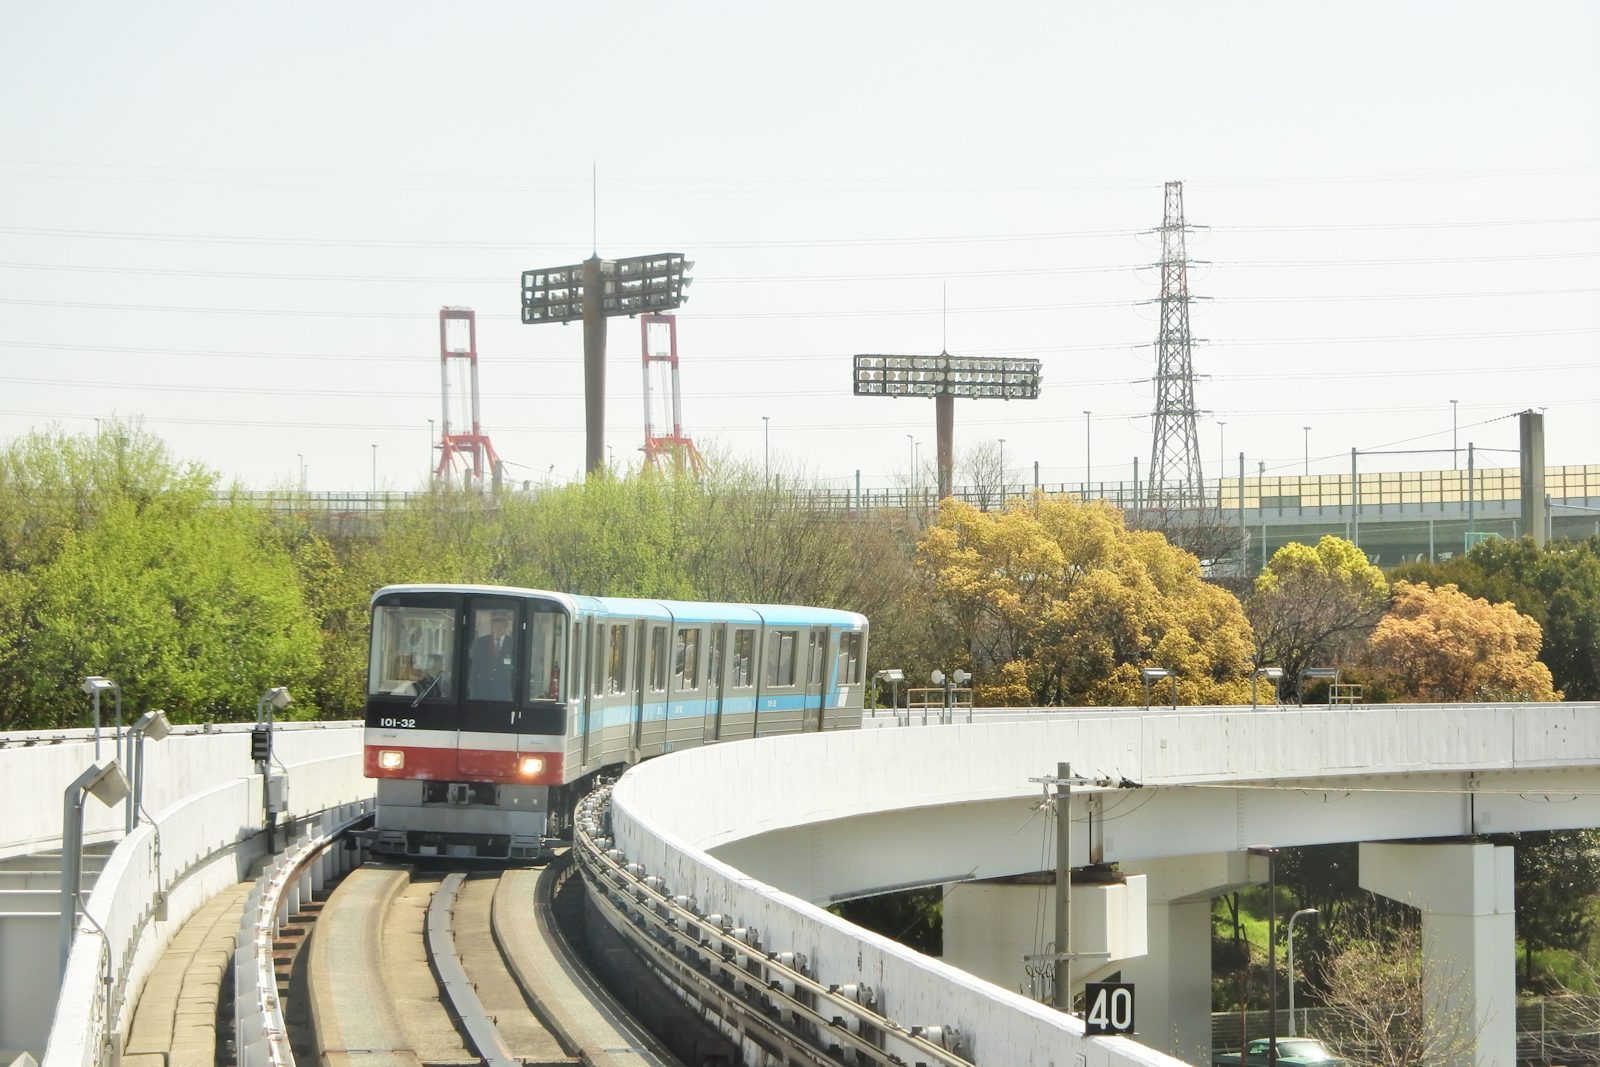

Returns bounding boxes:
[372,585,866,629]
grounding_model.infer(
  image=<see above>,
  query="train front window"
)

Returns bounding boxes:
[370,604,457,698]
[524,608,569,702]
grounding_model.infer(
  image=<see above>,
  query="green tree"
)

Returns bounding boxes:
[1247,536,1389,687]
[1497,830,1600,986]
[915,493,1255,705]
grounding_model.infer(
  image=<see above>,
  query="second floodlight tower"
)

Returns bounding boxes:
[521,253,693,474]
[853,353,1042,498]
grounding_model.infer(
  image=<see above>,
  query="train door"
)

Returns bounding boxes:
[578,614,599,768]
[802,626,831,732]
[703,624,726,744]
[459,597,520,778]
[630,619,648,760]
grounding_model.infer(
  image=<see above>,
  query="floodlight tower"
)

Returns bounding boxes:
[1148,181,1206,506]
[639,313,708,476]
[434,307,503,488]
[853,353,1042,499]
[521,253,693,474]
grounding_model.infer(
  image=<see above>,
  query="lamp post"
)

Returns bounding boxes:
[1083,411,1092,489]
[763,415,770,488]
[296,453,304,492]
[428,419,435,478]
[1287,908,1319,1037]
[1450,399,1459,470]
[1302,427,1310,476]
[998,438,1006,489]
[125,710,172,833]
[60,761,130,979]
[905,433,915,498]
[1218,420,1227,504]
[1248,846,1280,1064]
[80,676,120,762]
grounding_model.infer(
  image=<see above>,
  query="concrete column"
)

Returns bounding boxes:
[1120,851,1270,1064]
[1520,411,1547,548]
[1360,841,1516,1067]
[942,873,1146,1003]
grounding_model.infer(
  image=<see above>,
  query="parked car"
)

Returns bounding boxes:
[1213,1037,1345,1066]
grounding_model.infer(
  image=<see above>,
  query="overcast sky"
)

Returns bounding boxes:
[3,2,1596,493]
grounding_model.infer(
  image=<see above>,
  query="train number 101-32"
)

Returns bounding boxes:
[378,717,416,729]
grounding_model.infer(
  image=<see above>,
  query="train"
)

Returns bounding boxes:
[361,584,870,860]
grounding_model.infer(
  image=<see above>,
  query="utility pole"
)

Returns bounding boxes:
[1025,763,1095,1011]
[1148,181,1206,506]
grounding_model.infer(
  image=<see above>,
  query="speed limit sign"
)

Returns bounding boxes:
[1084,982,1135,1036]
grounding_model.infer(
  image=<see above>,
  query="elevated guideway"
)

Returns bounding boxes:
[599,701,1600,1067]
[0,721,369,1064]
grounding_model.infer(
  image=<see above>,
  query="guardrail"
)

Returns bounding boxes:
[233,801,372,1067]
[580,782,1187,1067]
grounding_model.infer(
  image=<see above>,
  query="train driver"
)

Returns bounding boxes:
[469,608,515,701]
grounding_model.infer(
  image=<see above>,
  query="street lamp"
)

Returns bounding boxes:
[871,668,904,715]
[125,710,171,833]
[1252,667,1285,709]
[296,453,304,492]
[1140,667,1175,709]
[1248,847,1280,1064]
[80,676,120,762]
[1287,908,1319,1037]
[905,433,915,497]
[60,760,130,979]
[1083,411,1092,488]
[763,415,770,488]
[1450,399,1459,470]
[1218,420,1227,497]
[998,438,1007,487]
[1302,426,1310,476]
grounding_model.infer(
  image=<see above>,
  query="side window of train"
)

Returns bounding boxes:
[765,630,798,688]
[607,625,630,695]
[648,626,669,693]
[836,632,863,684]
[592,624,606,698]
[674,627,701,691]
[524,609,567,702]
[731,629,755,688]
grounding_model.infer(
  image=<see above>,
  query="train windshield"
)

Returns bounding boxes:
[370,603,457,699]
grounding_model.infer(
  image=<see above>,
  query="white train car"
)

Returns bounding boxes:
[363,584,869,859]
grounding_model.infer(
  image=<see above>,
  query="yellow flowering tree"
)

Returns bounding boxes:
[1368,581,1560,702]
[916,494,1255,706]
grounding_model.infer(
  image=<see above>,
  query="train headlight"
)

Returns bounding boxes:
[519,756,544,776]
[378,749,405,770]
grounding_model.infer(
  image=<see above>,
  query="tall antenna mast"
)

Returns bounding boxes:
[1147,181,1206,506]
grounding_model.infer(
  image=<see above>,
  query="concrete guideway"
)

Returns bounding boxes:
[305,861,672,1067]
[121,883,252,1067]
[605,701,1600,1067]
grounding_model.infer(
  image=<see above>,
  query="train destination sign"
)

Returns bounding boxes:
[852,353,1042,400]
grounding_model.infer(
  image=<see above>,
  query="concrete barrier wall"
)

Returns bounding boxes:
[609,702,1600,1067]
[25,726,368,1066]
[0,722,360,859]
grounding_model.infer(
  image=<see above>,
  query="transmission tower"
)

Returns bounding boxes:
[1147,181,1205,506]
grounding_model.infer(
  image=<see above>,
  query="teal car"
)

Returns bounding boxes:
[1214,1037,1345,1066]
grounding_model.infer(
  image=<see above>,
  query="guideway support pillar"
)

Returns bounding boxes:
[1120,851,1270,1065]
[1359,841,1515,1067]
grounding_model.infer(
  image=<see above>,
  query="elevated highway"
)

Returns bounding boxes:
[8,701,1600,1066]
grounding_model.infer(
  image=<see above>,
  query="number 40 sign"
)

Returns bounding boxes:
[1084,982,1135,1036]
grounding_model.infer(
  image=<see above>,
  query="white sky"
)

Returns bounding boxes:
[3,2,1597,493]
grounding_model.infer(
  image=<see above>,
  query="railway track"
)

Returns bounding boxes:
[291,861,679,1067]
